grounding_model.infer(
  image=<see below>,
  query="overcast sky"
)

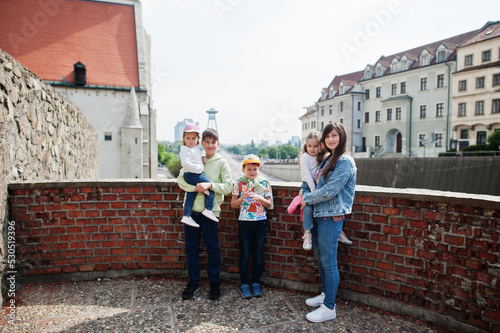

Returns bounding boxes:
[140,0,499,145]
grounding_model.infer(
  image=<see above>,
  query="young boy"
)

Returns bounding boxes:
[231,154,273,299]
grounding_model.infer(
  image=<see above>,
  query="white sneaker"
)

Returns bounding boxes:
[306,304,336,323]
[181,216,199,228]
[339,231,353,245]
[305,292,325,307]
[202,209,219,222]
[302,233,312,250]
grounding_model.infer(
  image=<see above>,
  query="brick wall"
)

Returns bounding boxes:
[8,180,500,332]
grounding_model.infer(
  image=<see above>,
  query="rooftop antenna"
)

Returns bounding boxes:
[206,108,218,132]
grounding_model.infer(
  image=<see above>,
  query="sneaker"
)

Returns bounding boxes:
[305,292,325,307]
[239,284,252,299]
[209,281,221,300]
[181,216,200,228]
[252,283,262,297]
[202,209,219,222]
[339,231,353,245]
[306,304,336,323]
[302,233,312,250]
[181,281,200,300]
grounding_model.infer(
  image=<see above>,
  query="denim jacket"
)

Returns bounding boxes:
[303,154,356,217]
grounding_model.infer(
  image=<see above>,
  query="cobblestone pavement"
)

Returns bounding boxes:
[0,275,447,332]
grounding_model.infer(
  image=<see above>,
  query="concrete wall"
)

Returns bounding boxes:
[0,47,99,305]
[7,180,500,333]
[261,156,500,196]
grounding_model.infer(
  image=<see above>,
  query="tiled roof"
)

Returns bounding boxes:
[459,21,500,47]
[318,70,365,101]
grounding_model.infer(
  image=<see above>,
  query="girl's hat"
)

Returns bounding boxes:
[184,121,201,134]
[242,154,261,166]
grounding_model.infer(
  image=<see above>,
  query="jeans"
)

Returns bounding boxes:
[183,172,214,216]
[184,212,220,284]
[311,216,343,309]
[301,181,313,231]
[238,220,267,285]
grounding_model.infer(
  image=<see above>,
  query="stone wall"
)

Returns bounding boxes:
[8,180,500,333]
[0,48,99,304]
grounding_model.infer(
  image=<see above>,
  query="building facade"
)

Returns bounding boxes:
[0,0,157,178]
[299,106,317,145]
[452,21,500,150]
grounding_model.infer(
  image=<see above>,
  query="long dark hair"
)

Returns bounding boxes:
[320,122,347,180]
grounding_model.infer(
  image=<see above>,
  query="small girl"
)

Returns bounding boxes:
[288,131,352,249]
[179,121,218,228]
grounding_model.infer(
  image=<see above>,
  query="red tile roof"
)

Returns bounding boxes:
[0,0,139,87]
[459,21,500,47]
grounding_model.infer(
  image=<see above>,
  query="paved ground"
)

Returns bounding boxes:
[0,275,447,333]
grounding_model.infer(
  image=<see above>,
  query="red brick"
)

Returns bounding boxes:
[444,235,465,246]
[79,265,94,272]
[383,226,401,235]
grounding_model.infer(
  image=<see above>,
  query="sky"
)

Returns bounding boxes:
[140,0,500,145]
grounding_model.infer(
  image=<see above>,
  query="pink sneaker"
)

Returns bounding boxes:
[287,194,303,214]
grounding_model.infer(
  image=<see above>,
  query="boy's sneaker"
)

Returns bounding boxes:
[239,284,252,299]
[202,209,219,222]
[306,304,336,323]
[252,283,262,297]
[339,231,353,245]
[209,282,221,300]
[302,233,312,250]
[181,281,200,300]
[181,216,200,228]
[305,292,325,307]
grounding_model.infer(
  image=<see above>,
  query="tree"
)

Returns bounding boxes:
[487,130,500,150]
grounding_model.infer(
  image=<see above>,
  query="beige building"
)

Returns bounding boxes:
[299,106,318,145]
[452,21,500,150]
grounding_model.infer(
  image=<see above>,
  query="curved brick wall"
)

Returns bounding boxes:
[7,180,500,333]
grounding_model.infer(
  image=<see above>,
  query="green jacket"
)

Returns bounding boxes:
[177,153,233,217]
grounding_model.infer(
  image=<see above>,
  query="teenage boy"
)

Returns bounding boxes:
[177,128,233,301]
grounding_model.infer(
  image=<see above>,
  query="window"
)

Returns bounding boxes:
[460,129,468,139]
[419,134,426,147]
[476,77,485,88]
[376,87,381,98]
[104,132,112,141]
[357,119,361,128]
[391,62,398,73]
[376,66,384,77]
[437,50,446,62]
[420,78,428,90]
[321,122,324,130]
[435,103,444,117]
[364,112,370,123]
[340,102,344,112]
[421,54,429,66]
[387,108,393,120]
[329,106,332,115]
[482,50,491,62]
[340,118,344,124]
[358,101,361,111]
[493,74,500,86]
[375,110,381,122]
[458,80,467,91]
[477,131,487,145]
[400,82,406,94]
[493,99,500,113]
[391,84,397,95]
[401,60,408,71]
[420,105,427,118]
[321,108,324,116]
[475,101,484,115]
[435,133,443,147]
[396,107,402,120]
[458,103,466,117]
[375,135,381,147]
[437,74,445,88]
[365,89,370,99]
[465,54,473,66]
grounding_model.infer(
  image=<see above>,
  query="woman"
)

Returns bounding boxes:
[301,122,357,323]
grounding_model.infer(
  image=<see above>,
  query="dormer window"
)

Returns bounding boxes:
[401,60,408,71]
[376,66,384,77]
[391,60,398,74]
[421,54,429,66]
[437,50,447,62]
[365,68,373,79]
[74,61,86,86]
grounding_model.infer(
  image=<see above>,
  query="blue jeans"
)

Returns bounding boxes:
[184,212,220,284]
[301,181,313,231]
[183,172,214,216]
[311,216,343,309]
[238,220,267,285]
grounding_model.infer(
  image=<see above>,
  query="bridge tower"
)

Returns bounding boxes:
[206,108,218,132]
